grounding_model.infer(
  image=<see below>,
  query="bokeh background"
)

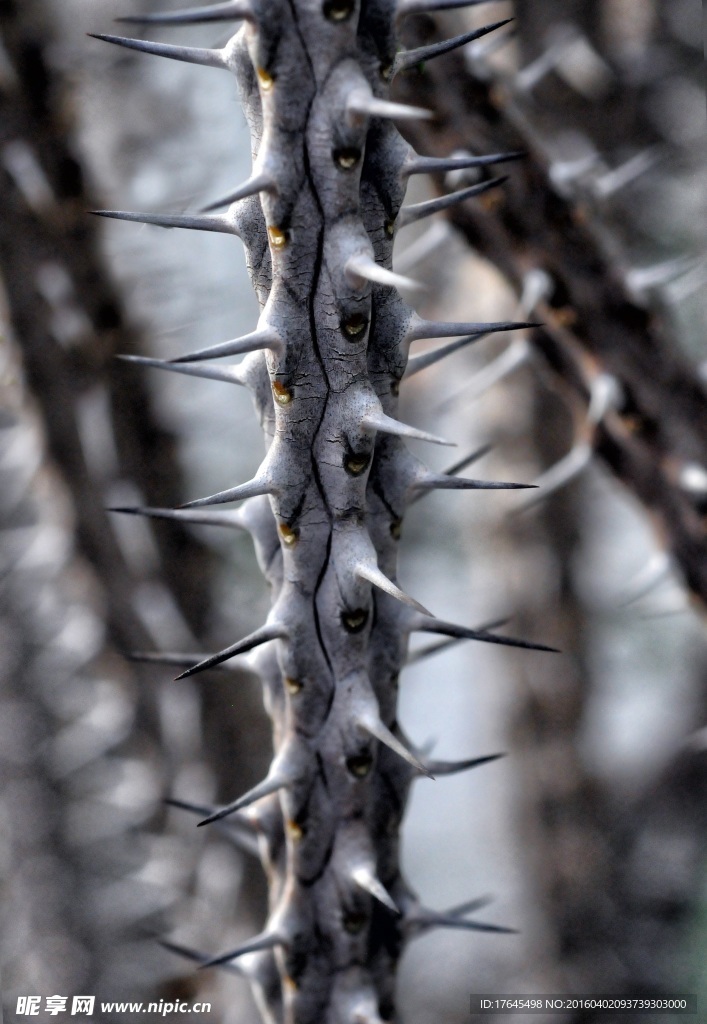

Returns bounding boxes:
[1,1,705,1021]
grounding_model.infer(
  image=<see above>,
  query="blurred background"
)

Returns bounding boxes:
[0,1,705,1021]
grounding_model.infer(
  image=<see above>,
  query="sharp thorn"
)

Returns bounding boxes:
[393,19,513,76]
[407,329,488,375]
[404,150,525,178]
[586,374,622,425]
[413,615,559,654]
[158,939,244,976]
[346,254,423,293]
[406,894,492,929]
[169,328,282,363]
[469,24,517,61]
[433,337,531,414]
[513,443,592,513]
[443,443,494,477]
[405,317,540,343]
[397,176,507,230]
[179,475,273,510]
[347,89,433,122]
[197,775,288,826]
[407,615,508,662]
[107,505,247,529]
[360,716,433,777]
[88,33,226,68]
[443,895,494,919]
[174,622,286,680]
[413,473,535,492]
[117,353,245,386]
[423,752,505,775]
[420,914,517,935]
[406,637,461,664]
[361,410,454,447]
[405,333,489,377]
[351,866,400,914]
[550,153,602,192]
[200,172,275,213]
[406,901,516,933]
[394,221,452,275]
[519,270,554,316]
[126,650,226,669]
[165,795,254,828]
[592,147,661,199]
[199,931,283,969]
[91,208,235,234]
[515,33,577,92]
[165,796,220,818]
[164,799,259,855]
[625,254,698,296]
[355,562,432,616]
[116,1,253,26]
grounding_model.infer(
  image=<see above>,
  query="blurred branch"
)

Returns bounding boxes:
[0,0,213,644]
[0,8,271,1011]
[395,7,707,1016]
[395,11,707,609]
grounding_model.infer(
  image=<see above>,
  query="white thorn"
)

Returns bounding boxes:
[518,269,553,317]
[345,254,423,293]
[587,373,622,424]
[515,442,592,512]
[434,338,530,413]
[108,504,247,530]
[514,26,578,93]
[394,221,453,275]
[516,25,612,99]
[355,562,432,616]
[197,773,289,828]
[351,865,400,914]
[359,715,433,777]
[361,409,454,447]
[549,153,601,193]
[347,88,432,123]
[201,171,275,212]
[89,32,227,69]
[625,255,699,299]
[667,260,707,304]
[118,354,246,386]
[591,147,661,199]
[170,328,283,363]
[180,475,273,509]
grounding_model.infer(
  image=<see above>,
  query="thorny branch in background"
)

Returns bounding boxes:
[395,0,707,609]
[396,2,707,1016]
